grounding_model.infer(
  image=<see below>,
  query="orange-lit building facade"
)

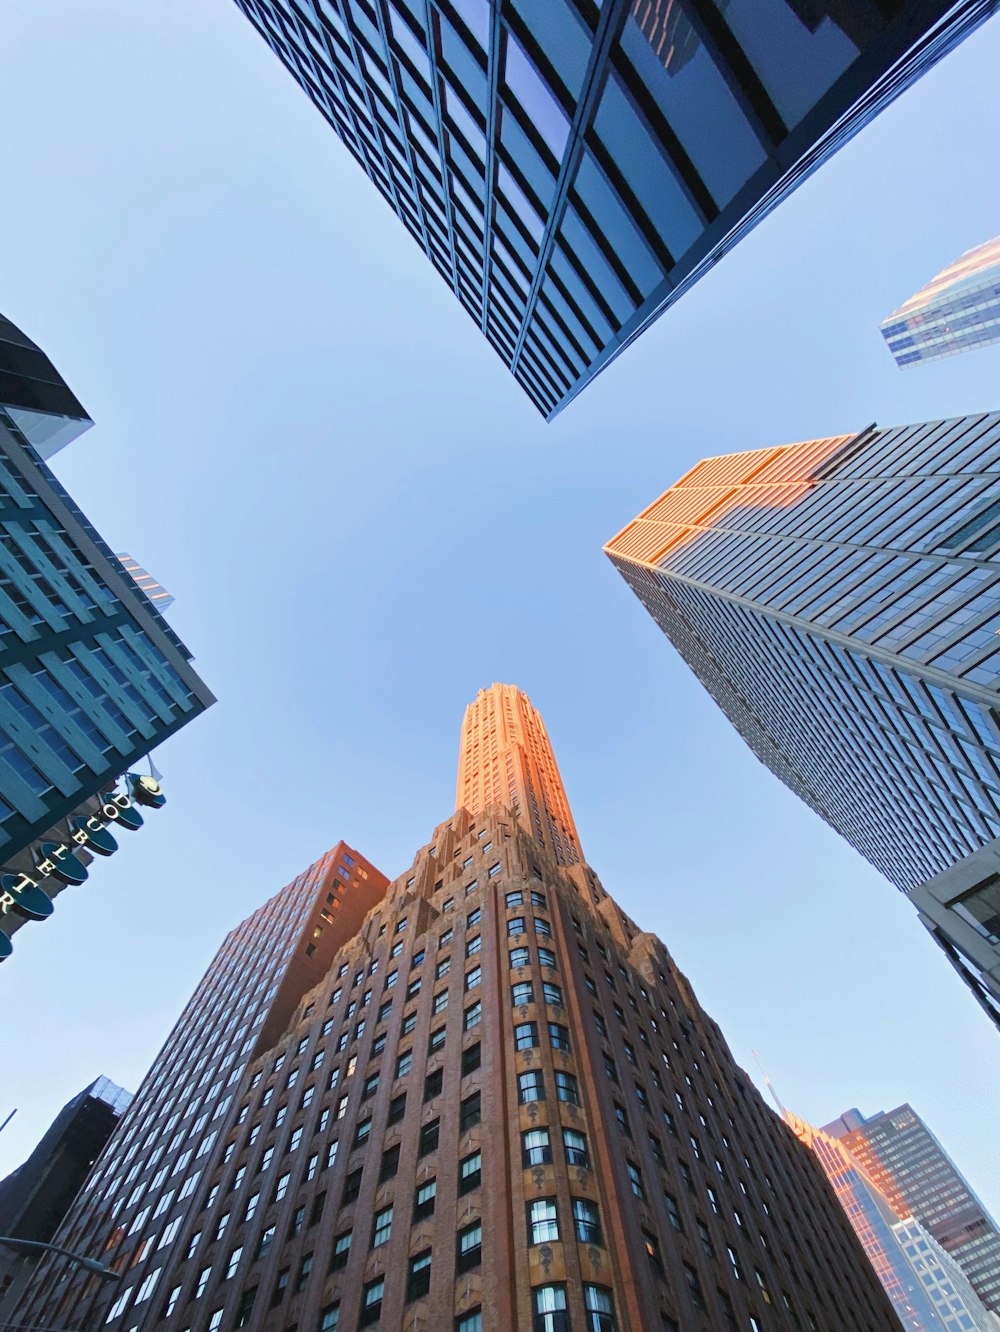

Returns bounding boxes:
[17,688,898,1332]
[606,413,1000,1029]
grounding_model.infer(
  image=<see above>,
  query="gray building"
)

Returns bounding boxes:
[881,236,1000,369]
[231,0,998,418]
[825,1106,1000,1317]
[0,314,214,962]
[605,413,1000,1027]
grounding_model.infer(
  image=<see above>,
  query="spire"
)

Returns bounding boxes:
[455,684,583,866]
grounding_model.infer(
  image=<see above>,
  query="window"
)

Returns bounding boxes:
[488,862,501,879]
[270,1268,289,1308]
[428,1026,446,1053]
[555,1071,579,1104]
[515,1021,539,1050]
[330,1230,351,1270]
[289,1205,306,1236]
[396,1050,412,1078]
[508,916,526,936]
[614,1103,630,1135]
[512,981,535,1006]
[420,1118,440,1156]
[548,1022,571,1052]
[573,1198,602,1246]
[464,1000,482,1030]
[406,978,422,1001]
[534,918,552,938]
[433,988,449,1013]
[388,1091,407,1125]
[379,1144,400,1182]
[295,1252,312,1292]
[510,946,530,968]
[371,1205,393,1248]
[457,1221,483,1271]
[414,1178,436,1219]
[288,1126,303,1152]
[326,1140,339,1169]
[528,1198,559,1244]
[459,1150,482,1193]
[407,1248,432,1301]
[684,1263,706,1312]
[563,1128,589,1167]
[461,1041,482,1075]
[353,1118,372,1148]
[342,1167,362,1204]
[506,891,524,908]
[626,1161,645,1199]
[543,982,563,1007]
[519,1070,545,1103]
[642,1228,663,1270]
[532,1284,568,1332]
[424,1068,444,1102]
[584,1284,617,1330]
[666,1194,683,1232]
[522,1128,552,1167]
[466,934,482,956]
[360,1277,384,1327]
[460,1091,482,1131]
[402,1011,417,1035]
[274,1172,290,1202]
[465,966,481,990]
[456,1309,483,1332]
[320,1304,340,1331]
[436,957,451,980]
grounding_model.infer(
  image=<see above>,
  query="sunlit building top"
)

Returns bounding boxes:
[606,412,1000,1028]
[882,236,1000,368]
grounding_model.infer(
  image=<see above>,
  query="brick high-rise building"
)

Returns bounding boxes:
[17,687,899,1331]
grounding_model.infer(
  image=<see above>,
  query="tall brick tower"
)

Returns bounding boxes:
[17,687,897,1331]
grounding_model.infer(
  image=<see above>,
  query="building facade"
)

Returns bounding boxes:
[117,555,177,613]
[230,0,998,419]
[881,236,1000,369]
[16,686,899,1332]
[605,412,1000,1027]
[787,1112,997,1332]
[0,314,214,961]
[0,1076,132,1317]
[825,1106,1000,1317]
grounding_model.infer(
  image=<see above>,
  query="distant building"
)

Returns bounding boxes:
[882,237,1000,368]
[115,554,176,613]
[0,1076,131,1316]
[12,686,899,1332]
[231,0,998,418]
[605,412,1000,1027]
[788,1112,997,1331]
[0,314,91,459]
[0,313,214,963]
[825,1106,1000,1316]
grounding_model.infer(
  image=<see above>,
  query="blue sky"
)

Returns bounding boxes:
[1,1,998,1221]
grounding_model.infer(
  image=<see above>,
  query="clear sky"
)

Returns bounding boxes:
[0,1,998,1223]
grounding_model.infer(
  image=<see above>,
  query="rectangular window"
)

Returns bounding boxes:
[424,1068,444,1101]
[555,1071,579,1104]
[461,1041,482,1075]
[419,1118,440,1157]
[528,1198,559,1245]
[465,966,481,990]
[518,1070,545,1103]
[464,1001,482,1030]
[573,1198,602,1246]
[515,1021,539,1050]
[457,1221,483,1272]
[407,1248,432,1301]
[371,1205,393,1248]
[459,1150,482,1194]
[414,1178,437,1219]
[379,1144,400,1182]
[330,1230,351,1270]
[523,1128,552,1167]
[460,1091,482,1131]
[360,1277,384,1327]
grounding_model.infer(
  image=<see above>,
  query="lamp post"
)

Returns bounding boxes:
[0,1235,121,1279]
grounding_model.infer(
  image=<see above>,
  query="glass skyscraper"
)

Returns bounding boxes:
[231,0,998,418]
[605,412,1000,1027]
[788,1112,997,1332]
[824,1105,1000,1316]
[0,314,214,962]
[881,236,1000,368]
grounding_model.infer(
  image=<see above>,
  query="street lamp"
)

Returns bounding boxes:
[0,1236,121,1280]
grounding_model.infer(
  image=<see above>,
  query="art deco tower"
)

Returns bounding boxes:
[16,688,898,1332]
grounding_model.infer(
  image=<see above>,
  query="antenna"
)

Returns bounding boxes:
[0,1108,17,1134]
[751,1049,787,1117]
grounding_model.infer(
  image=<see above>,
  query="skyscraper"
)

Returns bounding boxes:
[16,685,899,1332]
[230,0,998,419]
[824,1106,1000,1317]
[786,1112,997,1331]
[881,236,1000,368]
[0,314,214,961]
[116,554,177,613]
[0,1076,132,1316]
[605,412,1000,1027]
